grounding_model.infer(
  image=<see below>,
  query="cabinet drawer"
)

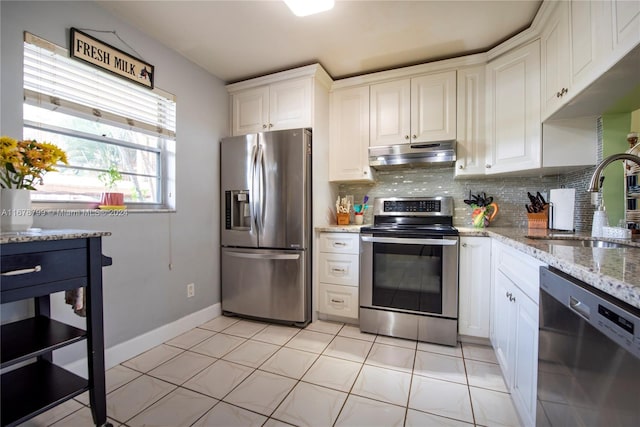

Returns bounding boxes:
[494,241,544,303]
[318,253,359,286]
[1,249,87,292]
[318,283,358,319]
[319,233,359,254]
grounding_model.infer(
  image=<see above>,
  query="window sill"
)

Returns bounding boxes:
[32,203,175,215]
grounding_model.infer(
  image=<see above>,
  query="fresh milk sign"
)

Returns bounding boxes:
[70,28,154,89]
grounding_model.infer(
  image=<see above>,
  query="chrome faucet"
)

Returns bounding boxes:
[587,153,640,192]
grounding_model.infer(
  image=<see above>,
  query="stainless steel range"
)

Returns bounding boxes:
[359,197,459,346]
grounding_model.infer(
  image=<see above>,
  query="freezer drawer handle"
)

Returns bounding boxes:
[361,236,458,246]
[331,267,347,274]
[330,298,345,304]
[332,242,347,247]
[226,252,300,261]
[1,265,42,276]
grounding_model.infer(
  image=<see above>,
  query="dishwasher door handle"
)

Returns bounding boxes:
[361,236,458,246]
[569,295,591,320]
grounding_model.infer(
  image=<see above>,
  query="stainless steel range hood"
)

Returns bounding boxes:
[369,141,456,169]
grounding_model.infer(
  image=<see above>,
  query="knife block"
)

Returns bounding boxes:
[527,208,548,229]
[337,212,350,225]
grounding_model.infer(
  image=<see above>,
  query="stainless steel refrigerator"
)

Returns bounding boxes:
[220,128,311,326]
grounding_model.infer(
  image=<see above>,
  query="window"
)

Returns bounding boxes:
[22,33,176,208]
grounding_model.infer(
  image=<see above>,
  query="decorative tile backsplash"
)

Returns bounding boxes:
[339,166,596,231]
[339,118,606,232]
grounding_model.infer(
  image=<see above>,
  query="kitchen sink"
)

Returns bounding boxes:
[525,237,627,248]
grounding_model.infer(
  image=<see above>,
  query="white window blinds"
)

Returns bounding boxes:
[23,32,176,138]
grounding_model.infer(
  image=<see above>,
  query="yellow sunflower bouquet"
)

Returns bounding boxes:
[0,136,68,190]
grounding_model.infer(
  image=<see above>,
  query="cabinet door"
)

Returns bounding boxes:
[570,0,613,91]
[512,285,539,427]
[611,0,640,58]
[410,71,457,143]
[269,77,312,131]
[231,86,269,136]
[370,79,411,147]
[486,40,541,174]
[455,66,486,176]
[491,269,517,388]
[458,237,491,338]
[541,1,570,120]
[329,86,373,182]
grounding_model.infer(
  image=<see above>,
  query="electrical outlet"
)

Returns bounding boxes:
[187,283,195,298]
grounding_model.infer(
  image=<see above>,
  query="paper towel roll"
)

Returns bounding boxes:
[550,188,575,231]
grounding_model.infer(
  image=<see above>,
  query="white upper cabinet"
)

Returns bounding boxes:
[611,0,640,57]
[570,0,612,90]
[485,40,541,174]
[370,71,456,147]
[231,76,312,135]
[231,86,270,136]
[370,79,411,146]
[411,71,457,143]
[329,86,373,182]
[541,1,571,120]
[455,65,486,177]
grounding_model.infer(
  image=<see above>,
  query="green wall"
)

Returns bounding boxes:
[601,107,640,226]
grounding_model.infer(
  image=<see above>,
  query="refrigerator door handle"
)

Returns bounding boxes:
[250,142,259,233]
[257,143,266,233]
[225,251,301,261]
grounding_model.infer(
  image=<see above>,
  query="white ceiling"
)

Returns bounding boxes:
[97,0,543,83]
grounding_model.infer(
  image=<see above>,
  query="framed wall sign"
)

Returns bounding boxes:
[70,28,154,89]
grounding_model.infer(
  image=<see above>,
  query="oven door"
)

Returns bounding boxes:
[360,233,459,318]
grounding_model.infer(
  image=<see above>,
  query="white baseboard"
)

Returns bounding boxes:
[64,303,221,376]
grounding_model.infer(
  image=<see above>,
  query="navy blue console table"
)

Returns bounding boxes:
[1,230,112,427]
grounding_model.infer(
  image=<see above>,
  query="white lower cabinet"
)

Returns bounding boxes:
[491,240,545,427]
[458,236,491,338]
[317,232,359,320]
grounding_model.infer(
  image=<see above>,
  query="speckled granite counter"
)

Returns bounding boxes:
[0,229,111,244]
[315,225,365,233]
[459,227,640,310]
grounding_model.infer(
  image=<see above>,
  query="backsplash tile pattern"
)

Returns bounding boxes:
[339,167,563,229]
[340,118,605,232]
[339,167,599,232]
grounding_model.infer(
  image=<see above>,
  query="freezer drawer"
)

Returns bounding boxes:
[221,248,310,325]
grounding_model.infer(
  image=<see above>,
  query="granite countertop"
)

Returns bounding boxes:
[315,225,365,233]
[318,224,640,309]
[0,229,111,244]
[459,227,640,309]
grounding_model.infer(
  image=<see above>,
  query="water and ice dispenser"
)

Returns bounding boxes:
[225,190,251,230]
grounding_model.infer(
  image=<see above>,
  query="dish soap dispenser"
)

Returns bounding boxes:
[591,202,609,237]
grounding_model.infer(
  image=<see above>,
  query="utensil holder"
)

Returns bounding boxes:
[527,208,548,229]
[337,212,350,225]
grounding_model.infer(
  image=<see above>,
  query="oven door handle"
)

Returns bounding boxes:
[360,236,458,246]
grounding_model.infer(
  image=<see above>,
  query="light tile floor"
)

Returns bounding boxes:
[21,318,521,427]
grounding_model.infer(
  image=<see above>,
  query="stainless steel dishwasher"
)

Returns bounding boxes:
[537,267,640,426]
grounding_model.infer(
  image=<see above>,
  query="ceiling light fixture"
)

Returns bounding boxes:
[284,0,335,17]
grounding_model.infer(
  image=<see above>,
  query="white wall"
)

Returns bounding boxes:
[1,1,228,365]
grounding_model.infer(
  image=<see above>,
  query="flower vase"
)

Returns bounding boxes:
[1,189,34,231]
[471,203,499,228]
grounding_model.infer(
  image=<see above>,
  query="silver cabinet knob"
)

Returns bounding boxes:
[363,170,368,175]
[486,164,492,169]
[458,164,464,169]
[262,124,267,129]
[462,243,467,247]
[412,135,417,139]
[269,123,273,128]
[405,135,410,140]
